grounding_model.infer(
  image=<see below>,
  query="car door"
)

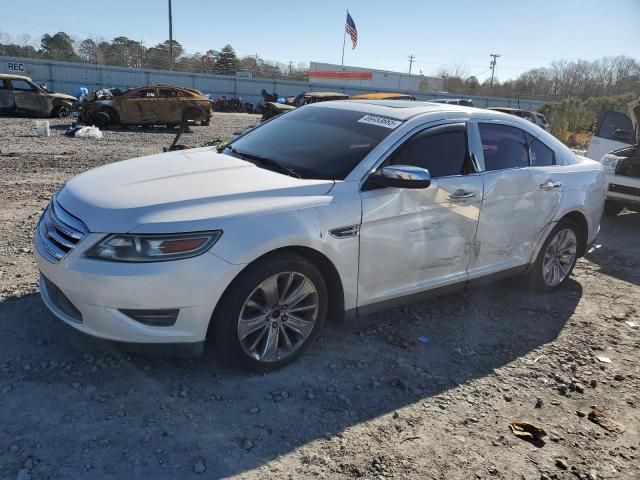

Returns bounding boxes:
[358,122,483,308]
[157,87,187,125]
[10,78,48,115]
[468,122,554,278]
[119,87,159,124]
[0,79,16,114]
[586,110,636,161]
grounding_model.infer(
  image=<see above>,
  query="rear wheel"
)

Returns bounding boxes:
[528,219,580,292]
[212,253,327,372]
[603,201,624,217]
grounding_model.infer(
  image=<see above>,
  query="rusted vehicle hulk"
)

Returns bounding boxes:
[0,74,76,118]
[79,85,212,128]
[261,91,349,121]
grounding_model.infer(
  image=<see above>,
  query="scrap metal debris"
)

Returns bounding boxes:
[596,356,612,363]
[509,421,547,443]
[588,408,625,433]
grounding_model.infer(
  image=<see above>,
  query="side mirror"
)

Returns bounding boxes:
[612,129,634,143]
[369,165,431,189]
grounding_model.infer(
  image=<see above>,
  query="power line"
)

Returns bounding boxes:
[489,53,500,87]
[408,54,415,74]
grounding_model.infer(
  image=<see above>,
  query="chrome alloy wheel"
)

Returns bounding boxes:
[542,228,577,287]
[237,272,319,362]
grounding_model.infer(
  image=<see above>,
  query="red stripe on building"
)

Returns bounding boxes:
[309,71,372,80]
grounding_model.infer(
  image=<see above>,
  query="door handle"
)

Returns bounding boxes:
[448,191,476,201]
[539,181,562,190]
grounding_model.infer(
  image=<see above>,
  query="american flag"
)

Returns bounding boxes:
[345,12,358,49]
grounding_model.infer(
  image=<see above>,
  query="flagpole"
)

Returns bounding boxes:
[341,10,347,66]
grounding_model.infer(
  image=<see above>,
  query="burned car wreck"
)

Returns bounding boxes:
[0,74,76,118]
[79,85,213,128]
[260,91,350,121]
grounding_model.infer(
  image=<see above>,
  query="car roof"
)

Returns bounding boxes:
[307,99,477,120]
[351,92,415,100]
[0,73,32,81]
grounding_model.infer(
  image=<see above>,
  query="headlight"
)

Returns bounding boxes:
[600,154,622,173]
[85,231,222,262]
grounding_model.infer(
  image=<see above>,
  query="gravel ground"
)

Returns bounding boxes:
[0,115,638,480]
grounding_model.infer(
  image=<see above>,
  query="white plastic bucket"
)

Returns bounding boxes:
[36,120,50,137]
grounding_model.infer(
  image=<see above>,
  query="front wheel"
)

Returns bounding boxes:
[212,253,327,372]
[52,104,71,118]
[527,220,580,292]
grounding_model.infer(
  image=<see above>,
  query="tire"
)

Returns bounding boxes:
[212,253,328,372]
[52,104,71,118]
[93,110,112,128]
[603,201,624,217]
[527,219,580,292]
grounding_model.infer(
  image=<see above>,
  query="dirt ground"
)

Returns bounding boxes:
[0,115,638,480]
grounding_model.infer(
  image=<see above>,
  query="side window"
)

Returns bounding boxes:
[10,80,37,92]
[158,88,186,98]
[389,125,470,178]
[0,80,9,90]
[527,134,555,167]
[129,88,156,99]
[478,123,529,171]
[595,111,634,143]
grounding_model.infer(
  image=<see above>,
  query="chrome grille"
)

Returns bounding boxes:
[35,197,88,263]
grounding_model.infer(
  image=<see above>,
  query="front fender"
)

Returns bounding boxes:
[209,193,362,310]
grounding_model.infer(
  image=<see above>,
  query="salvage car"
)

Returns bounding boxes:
[34,101,605,372]
[79,85,212,127]
[431,98,474,107]
[585,100,639,216]
[586,99,639,162]
[598,144,640,216]
[261,91,349,121]
[488,107,550,131]
[0,74,76,118]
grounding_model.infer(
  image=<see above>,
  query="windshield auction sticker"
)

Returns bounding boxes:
[357,115,402,129]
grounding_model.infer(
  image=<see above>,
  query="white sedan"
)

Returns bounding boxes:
[34,101,606,371]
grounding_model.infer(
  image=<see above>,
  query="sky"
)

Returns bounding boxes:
[1,0,639,81]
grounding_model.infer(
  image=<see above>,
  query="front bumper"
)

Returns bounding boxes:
[35,232,243,346]
[605,172,640,206]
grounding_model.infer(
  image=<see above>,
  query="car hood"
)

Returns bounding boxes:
[47,92,77,102]
[57,147,335,233]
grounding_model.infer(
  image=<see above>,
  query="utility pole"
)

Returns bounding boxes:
[288,61,293,77]
[140,40,144,69]
[408,54,415,74]
[168,0,173,70]
[489,53,500,88]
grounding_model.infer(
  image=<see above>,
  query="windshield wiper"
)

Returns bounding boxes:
[226,146,302,179]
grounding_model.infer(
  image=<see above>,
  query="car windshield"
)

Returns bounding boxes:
[226,106,402,180]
